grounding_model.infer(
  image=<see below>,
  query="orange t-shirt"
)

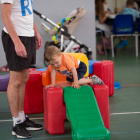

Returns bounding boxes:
[51,53,80,78]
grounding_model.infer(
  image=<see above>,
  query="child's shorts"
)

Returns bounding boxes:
[66,61,87,82]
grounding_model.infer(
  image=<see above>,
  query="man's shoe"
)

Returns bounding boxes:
[12,123,31,138]
[23,116,43,130]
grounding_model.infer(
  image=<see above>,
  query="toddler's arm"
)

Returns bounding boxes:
[71,66,80,89]
[45,69,56,88]
[51,69,56,85]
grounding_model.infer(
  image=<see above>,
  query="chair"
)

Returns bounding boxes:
[96,28,107,56]
[137,17,140,33]
[136,17,140,56]
[111,15,138,57]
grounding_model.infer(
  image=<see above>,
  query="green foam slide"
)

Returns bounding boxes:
[63,85,111,140]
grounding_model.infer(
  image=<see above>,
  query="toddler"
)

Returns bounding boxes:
[44,45,104,89]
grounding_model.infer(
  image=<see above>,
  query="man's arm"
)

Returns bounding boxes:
[1,3,27,58]
[33,22,42,50]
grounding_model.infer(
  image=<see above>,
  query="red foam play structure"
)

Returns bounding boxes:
[43,82,110,135]
[24,71,44,114]
[89,84,110,129]
[29,68,36,72]
[93,61,114,96]
[24,59,112,133]
[43,86,66,135]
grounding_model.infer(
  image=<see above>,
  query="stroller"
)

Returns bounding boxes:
[33,7,92,66]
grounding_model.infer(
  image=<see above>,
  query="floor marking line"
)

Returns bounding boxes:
[121,84,140,87]
[110,112,140,115]
[0,117,44,122]
[111,131,140,134]
[0,112,140,122]
[9,135,72,140]
[1,112,140,122]
[9,131,140,140]
[0,91,7,93]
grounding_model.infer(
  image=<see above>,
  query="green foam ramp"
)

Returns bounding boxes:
[63,85,111,140]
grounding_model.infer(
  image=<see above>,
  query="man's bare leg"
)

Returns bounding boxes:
[18,69,29,112]
[17,69,43,131]
[18,69,29,122]
[7,71,23,117]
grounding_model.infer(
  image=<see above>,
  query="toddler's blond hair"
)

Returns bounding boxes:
[44,45,61,62]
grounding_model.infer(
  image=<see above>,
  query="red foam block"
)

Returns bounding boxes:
[93,61,114,96]
[29,68,36,72]
[89,84,110,129]
[88,73,94,78]
[24,71,44,114]
[43,86,66,135]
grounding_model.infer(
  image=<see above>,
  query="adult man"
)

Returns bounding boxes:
[1,0,43,138]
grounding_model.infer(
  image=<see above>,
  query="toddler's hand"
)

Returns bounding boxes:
[45,84,55,89]
[71,82,80,89]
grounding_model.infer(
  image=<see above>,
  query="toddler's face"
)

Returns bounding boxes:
[49,55,62,68]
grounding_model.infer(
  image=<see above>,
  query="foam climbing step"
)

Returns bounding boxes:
[94,61,114,96]
[63,85,110,140]
[89,84,110,129]
[42,65,66,87]
[43,86,66,135]
[24,71,44,114]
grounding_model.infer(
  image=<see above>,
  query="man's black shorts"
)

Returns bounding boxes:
[1,31,36,71]
[66,61,87,82]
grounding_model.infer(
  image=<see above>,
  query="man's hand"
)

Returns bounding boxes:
[35,33,42,50]
[71,82,80,89]
[15,40,27,58]
[45,84,55,89]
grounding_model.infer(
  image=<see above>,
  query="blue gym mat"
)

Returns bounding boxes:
[35,67,47,71]
[88,60,100,75]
